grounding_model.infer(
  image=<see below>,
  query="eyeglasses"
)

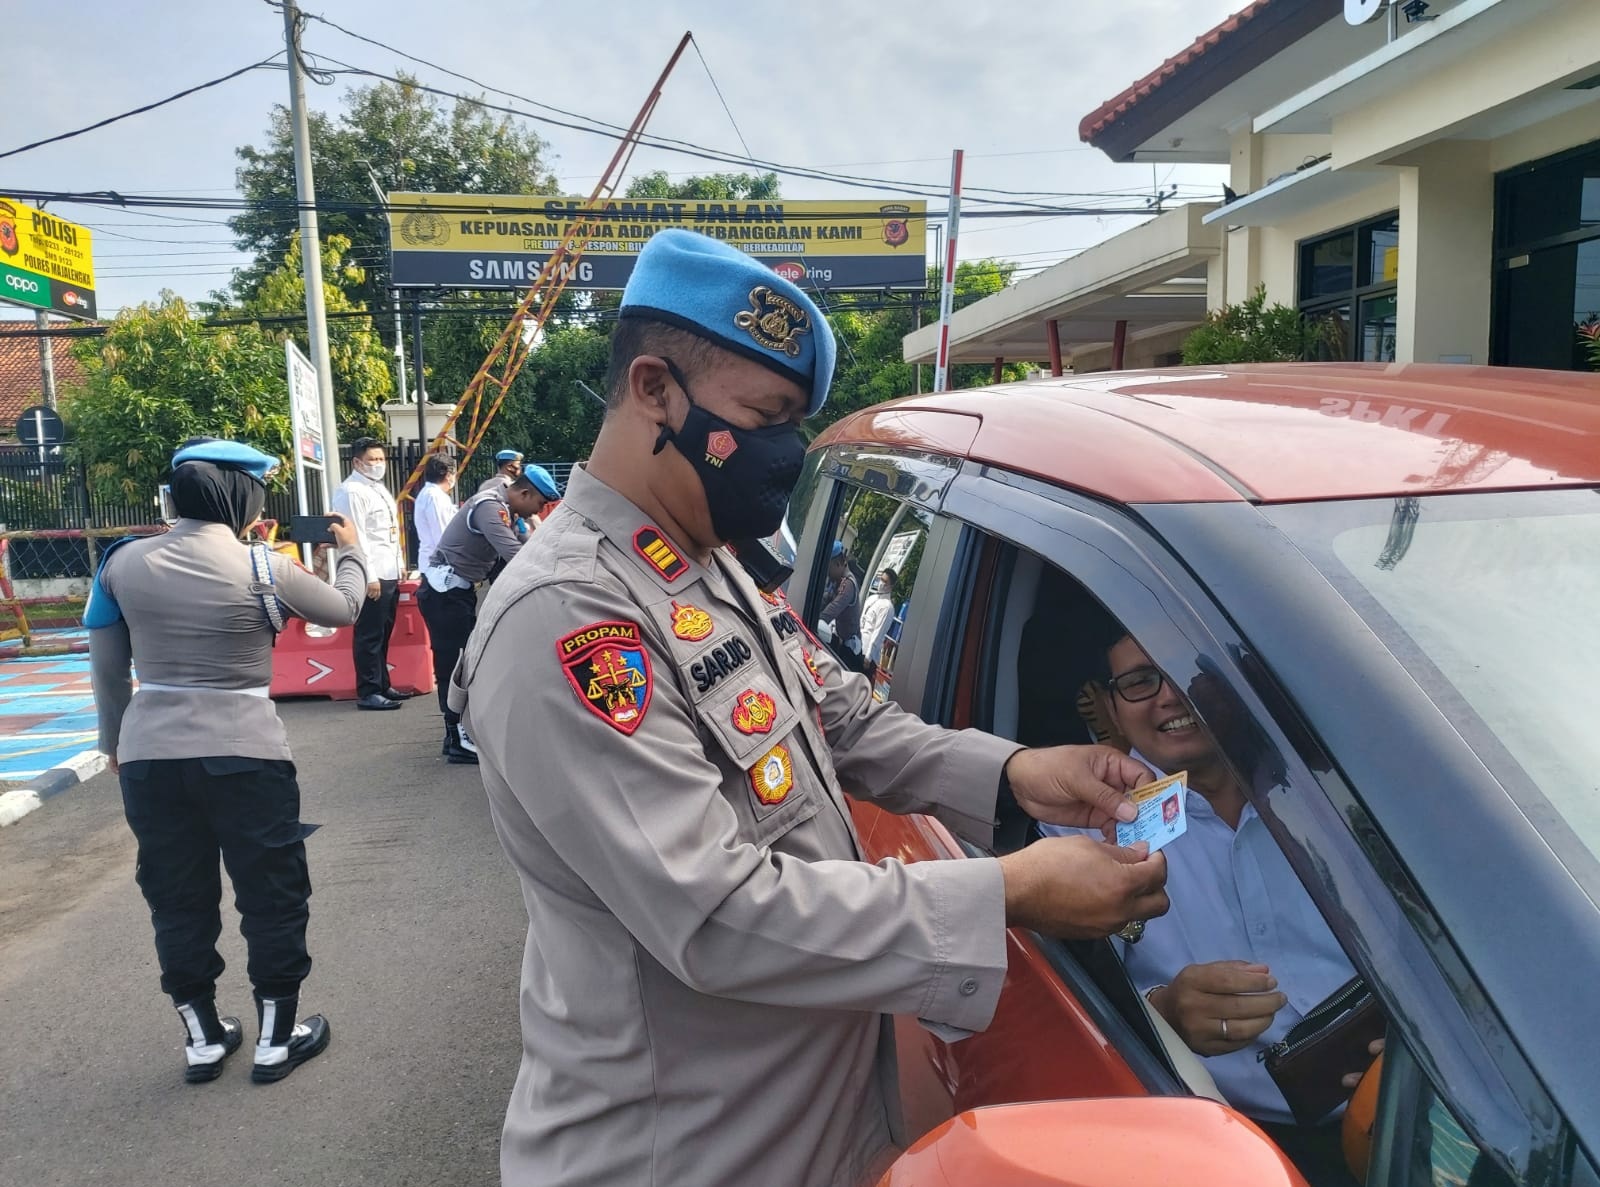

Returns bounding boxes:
[1106,665,1166,703]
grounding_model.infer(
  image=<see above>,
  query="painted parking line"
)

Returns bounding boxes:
[0,638,101,789]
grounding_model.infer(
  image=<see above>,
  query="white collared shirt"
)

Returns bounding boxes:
[333,471,401,581]
[1041,755,1354,1123]
[413,481,457,571]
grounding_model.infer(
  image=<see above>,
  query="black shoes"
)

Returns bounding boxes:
[180,1007,243,1084]
[443,723,479,765]
[382,686,418,701]
[356,693,402,711]
[252,993,331,1085]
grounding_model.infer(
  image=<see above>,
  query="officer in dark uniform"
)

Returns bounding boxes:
[87,440,369,1083]
[419,464,558,762]
[477,449,524,496]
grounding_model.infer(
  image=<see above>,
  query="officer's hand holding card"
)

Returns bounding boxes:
[1115,772,1188,854]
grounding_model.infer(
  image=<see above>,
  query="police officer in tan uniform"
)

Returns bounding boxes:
[452,231,1169,1187]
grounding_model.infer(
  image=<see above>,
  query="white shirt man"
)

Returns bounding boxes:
[332,439,407,708]
[413,454,459,571]
[859,570,897,669]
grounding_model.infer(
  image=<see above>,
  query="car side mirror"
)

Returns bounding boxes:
[876,1097,1310,1187]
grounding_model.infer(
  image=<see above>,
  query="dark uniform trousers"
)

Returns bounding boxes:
[416,583,477,726]
[119,757,313,1003]
[353,578,399,698]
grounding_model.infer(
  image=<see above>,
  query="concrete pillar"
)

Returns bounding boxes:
[992,357,1004,383]
[1046,319,1063,376]
[1396,142,1493,364]
[1225,128,1266,306]
[1111,321,1128,370]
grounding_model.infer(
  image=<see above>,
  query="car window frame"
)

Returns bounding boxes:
[929,462,1558,1183]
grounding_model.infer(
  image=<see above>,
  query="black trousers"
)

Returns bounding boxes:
[353,578,399,698]
[416,582,477,725]
[119,757,313,1004]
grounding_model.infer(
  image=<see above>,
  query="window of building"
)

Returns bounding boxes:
[1297,213,1401,362]
[1493,140,1600,371]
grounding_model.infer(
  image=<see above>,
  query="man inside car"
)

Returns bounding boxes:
[1039,632,1366,1180]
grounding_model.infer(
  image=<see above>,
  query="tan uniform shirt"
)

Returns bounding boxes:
[89,521,368,762]
[451,466,1019,1187]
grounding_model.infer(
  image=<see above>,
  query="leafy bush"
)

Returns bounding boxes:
[1182,285,1329,364]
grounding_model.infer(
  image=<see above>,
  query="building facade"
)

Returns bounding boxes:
[909,0,1600,374]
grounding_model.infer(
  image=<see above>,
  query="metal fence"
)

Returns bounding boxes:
[0,443,575,579]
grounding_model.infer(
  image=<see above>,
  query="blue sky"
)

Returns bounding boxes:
[1,0,1243,320]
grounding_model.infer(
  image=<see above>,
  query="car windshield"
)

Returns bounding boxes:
[1265,489,1600,903]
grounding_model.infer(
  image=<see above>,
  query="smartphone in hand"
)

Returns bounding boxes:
[291,513,341,547]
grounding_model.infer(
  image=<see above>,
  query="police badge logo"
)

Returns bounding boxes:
[669,601,714,642]
[731,688,778,735]
[880,204,911,249]
[557,621,654,735]
[0,201,19,257]
[398,201,451,248]
[749,742,794,806]
[734,286,810,358]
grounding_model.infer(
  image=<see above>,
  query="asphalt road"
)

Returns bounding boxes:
[0,699,527,1187]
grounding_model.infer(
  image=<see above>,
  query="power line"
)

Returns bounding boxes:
[689,36,753,160]
[0,56,284,162]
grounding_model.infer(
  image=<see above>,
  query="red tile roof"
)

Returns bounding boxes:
[0,328,86,436]
[1079,0,1281,145]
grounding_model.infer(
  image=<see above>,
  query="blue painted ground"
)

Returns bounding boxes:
[0,630,100,783]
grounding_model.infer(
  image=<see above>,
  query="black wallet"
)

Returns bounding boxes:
[1261,975,1385,1126]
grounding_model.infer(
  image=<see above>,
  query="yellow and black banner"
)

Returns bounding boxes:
[0,196,97,320]
[387,193,927,291]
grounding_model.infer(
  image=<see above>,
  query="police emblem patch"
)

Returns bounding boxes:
[733,285,810,358]
[633,526,688,582]
[731,688,778,735]
[557,621,654,735]
[669,601,714,642]
[497,504,512,528]
[749,742,794,806]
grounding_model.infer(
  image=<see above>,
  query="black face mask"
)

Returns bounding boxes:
[654,358,806,542]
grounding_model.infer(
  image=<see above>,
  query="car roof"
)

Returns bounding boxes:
[812,363,1600,504]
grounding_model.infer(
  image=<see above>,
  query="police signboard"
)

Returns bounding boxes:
[387,193,928,291]
[0,197,96,320]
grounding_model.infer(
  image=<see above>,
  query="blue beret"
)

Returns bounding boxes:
[495,449,524,463]
[831,541,845,558]
[619,229,836,418]
[522,464,560,500]
[171,439,280,484]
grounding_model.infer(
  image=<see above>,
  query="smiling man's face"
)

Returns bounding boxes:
[1105,635,1214,771]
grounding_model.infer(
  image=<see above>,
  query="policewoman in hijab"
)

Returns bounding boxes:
[86,439,369,1086]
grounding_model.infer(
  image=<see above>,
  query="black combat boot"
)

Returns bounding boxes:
[443,723,479,765]
[251,992,331,1084]
[176,995,243,1084]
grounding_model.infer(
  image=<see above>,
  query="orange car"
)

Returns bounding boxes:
[782,364,1600,1187]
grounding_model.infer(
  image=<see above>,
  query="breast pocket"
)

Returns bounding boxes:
[698,673,820,847]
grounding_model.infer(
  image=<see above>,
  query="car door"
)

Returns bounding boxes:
[791,447,1170,1146]
[920,463,1596,1187]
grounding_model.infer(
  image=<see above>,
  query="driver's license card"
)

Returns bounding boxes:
[1115,772,1188,854]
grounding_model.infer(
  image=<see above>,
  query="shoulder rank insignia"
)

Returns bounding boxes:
[669,601,714,642]
[634,526,689,582]
[732,688,779,735]
[557,621,653,735]
[749,742,794,806]
[800,646,825,687]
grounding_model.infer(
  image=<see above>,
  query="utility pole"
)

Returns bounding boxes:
[281,0,341,501]
[363,165,409,407]
[34,310,55,408]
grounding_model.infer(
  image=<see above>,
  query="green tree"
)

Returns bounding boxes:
[1181,284,1329,364]
[623,171,780,201]
[229,75,559,310]
[817,259,1031,431]
[63,296,292,502]
[242,232,392,438]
